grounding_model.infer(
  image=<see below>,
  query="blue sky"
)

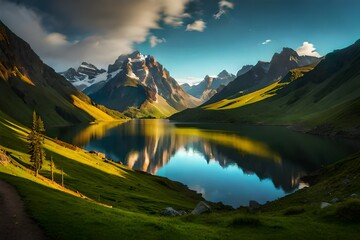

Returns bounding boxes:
[1,0,359,84]
[136,0,360,83]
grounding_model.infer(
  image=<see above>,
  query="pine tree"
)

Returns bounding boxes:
[27,111,46,177]
[37,116,46,171]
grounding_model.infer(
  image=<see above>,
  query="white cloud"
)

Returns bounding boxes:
[176,76,204,85]
[186,20,206,32]
[214,0,234,20]
[182,13,192,18]
[0,0,191,70]
[44,33,69,46]
[149,35,166,48]
[262,39,271,45]
[219,0,234,9]
[296,42,321,57]
[164,16,184,27]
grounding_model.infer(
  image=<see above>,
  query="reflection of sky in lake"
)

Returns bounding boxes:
[48,120,359,208]
[157,148,286,207]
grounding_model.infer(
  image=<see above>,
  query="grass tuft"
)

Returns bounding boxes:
[283,206,306,216]
[332,199,360,223]
[230,215,261,227]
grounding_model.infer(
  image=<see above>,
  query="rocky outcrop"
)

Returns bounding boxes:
[249,200,262,213]
[160,207,187,216]
[192,201,211,215]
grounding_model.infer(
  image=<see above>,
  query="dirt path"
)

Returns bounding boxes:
[0,180,46,240]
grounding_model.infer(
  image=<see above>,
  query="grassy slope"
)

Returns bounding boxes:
[0,22,126,127]
[171,67,312,121]
[123,95,177,119]
[171,64,360,136]
[71,95,115,121]
[0,111,359,239]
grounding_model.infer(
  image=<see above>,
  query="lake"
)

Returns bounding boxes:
[48,119,359,207]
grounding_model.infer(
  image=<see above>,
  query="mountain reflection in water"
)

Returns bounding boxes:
[49,119,359,207]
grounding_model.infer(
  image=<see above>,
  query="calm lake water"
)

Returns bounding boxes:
[48,120,359,207]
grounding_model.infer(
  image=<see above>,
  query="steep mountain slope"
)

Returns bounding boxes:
[171,40,360,137]
[206,48,320,105]
[236,65,253,76]
[182,70,236,102]
[89,51,200,118]
[0,22,123,127]
[180,83,191,92]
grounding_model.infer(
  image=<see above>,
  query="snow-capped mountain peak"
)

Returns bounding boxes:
[60,62,111,91]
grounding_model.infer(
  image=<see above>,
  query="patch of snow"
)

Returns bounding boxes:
[70,70,121,89]
[108,69,121,79]
[79,64,97,71]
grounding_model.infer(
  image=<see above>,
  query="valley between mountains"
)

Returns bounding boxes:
[0,17,360,240]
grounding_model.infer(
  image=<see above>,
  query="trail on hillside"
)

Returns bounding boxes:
[0,180,46,240]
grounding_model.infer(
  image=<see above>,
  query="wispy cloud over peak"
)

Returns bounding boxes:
[296,42,321,57]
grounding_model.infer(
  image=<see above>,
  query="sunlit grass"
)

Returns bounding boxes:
[13,66,35,86]
[71,95,115,121]
[1,110,359,239]
[203,81,286,110]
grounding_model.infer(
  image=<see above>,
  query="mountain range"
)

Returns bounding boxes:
[205,48,321,105]
[171,40,360,137]
[61,51,200,118]
[1,19,358,138]
[181,70,236,102]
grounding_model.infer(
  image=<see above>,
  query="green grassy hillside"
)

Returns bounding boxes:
[0,21,126,127]
[171,41,360,138]
[0,111,359,239]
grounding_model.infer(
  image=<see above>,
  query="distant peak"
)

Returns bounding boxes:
[237,65,253,76]
[279,47,298,56]
[256,61,270,66]
[217,70,230,77]
[219,69,229,74]
[129,50,141,58]
[204,75,212,80]
[254,61,270,72]
[66,67,77,73]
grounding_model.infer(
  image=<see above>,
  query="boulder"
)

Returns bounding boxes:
[178,210,187,215]
[320,202,331,209]
[350,193,359,198]
[331,198,339,203]
[192,201,211,215]
[249,200,262,213]
[342,178,351,185]
[161,207,180,216]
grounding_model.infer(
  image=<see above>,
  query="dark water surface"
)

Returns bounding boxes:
[48,120,359,207]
